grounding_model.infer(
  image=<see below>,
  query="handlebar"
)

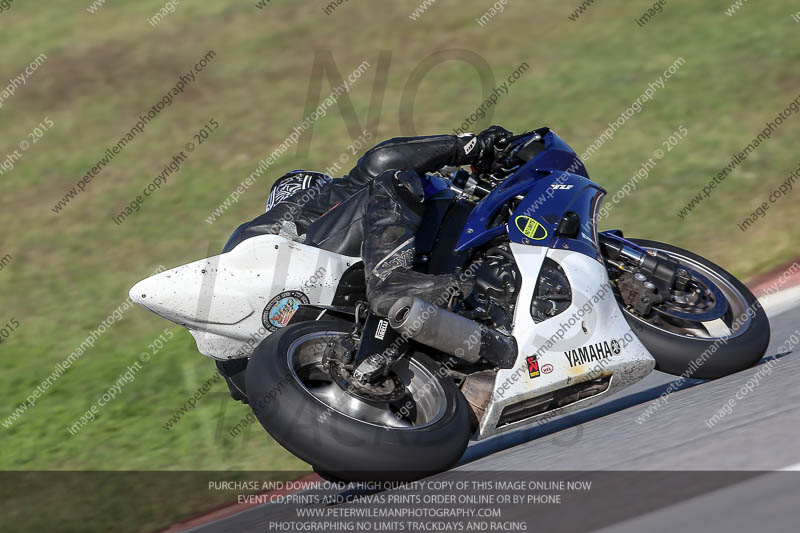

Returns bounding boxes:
[443,129,547,197]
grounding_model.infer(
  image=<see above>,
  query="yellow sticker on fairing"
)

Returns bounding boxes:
[514,216,548,240]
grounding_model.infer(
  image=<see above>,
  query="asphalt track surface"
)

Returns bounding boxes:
[189,300,800,533]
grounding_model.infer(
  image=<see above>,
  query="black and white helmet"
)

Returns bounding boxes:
[265,170,333,212]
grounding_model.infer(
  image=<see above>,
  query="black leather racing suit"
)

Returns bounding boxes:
[219,128,510,402]
[225,129,509,316]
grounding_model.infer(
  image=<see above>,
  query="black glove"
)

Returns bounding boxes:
[475,125,513,161]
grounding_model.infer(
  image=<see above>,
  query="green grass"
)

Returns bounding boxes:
[1,0,799,529]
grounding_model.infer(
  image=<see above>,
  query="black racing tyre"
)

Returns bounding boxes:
[245,320,471,481]
[620,239,770,379]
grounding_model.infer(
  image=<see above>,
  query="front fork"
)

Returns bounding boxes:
[599,230,685,316]
[599,230,687,292]
[599,231,727,322]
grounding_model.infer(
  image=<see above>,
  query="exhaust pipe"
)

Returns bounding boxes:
[388,297,517,368]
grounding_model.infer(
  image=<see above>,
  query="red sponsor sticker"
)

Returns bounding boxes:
[541,363,553,374]
[526,356,540,378]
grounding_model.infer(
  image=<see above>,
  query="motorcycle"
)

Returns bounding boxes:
[130,128,770,480]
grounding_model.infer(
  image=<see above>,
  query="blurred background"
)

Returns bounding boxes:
[1,0,798,530]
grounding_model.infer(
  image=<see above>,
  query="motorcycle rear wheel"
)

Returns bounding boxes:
[246,320,471,481]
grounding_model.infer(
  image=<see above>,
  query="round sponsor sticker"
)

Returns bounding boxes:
[541,363,553,374]
[514,215,548,240]
[262,291,309,331]
[611,339,621,354]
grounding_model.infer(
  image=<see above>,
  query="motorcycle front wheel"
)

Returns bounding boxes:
[619,239,770,379]
[245,320,471,481]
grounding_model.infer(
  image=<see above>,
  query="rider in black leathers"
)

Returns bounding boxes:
[220,126,512,400]
[226,125,512,315]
